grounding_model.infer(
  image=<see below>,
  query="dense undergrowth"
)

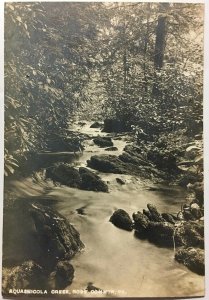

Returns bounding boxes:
[4,3,204,180]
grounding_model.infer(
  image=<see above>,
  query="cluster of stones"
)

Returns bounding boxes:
[110,203,204,275]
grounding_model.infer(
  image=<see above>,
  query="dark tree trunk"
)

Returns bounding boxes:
[143,3,151,94]
[152,3,169,96]
[123,49,127,94]
[154,15,167,70]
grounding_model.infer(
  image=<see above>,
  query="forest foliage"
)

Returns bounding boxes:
[4,2,204,176]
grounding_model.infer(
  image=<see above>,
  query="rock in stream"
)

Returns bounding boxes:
[110,203,204,275]
[2,199,84,293]
[110,209,133,231]
[46,163,108,192]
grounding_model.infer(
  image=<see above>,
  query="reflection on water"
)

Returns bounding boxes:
[5,121,204,298]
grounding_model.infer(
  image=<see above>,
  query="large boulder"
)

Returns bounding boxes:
[110,209,133,231]
[175,248,204,275]
[79,167,108,192]
[87,154,166,180]
[2,200,84,294]
[87,155,126,174]
[93,137,114,148]
[46,163,108,193]
[46,163,82,188]
[3,200,84,271]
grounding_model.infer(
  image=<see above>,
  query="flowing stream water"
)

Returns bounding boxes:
[6,122,204,298]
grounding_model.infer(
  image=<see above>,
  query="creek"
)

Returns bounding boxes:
[5,121,204,298]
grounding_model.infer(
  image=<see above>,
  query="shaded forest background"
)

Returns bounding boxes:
[4,2,204,176]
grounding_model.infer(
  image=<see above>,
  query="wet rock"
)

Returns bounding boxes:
[90,121,103,128]
[175,248,204,275]
[87,153,147,176]
[87,151,168,181]
[30,204,84,267]
[103,119,131,133]
[46,164,108,193]
[2,261,45,294]
[161,213,176,224]
[116,178,126,185]
[110,209,133,231]
[76,206,87,215]
[46,163,82,188]
[3,200,84,271]
[143,209,153,221]
[133,211,150,234]
[175,221,204,249]
[147,204,165,222]
[79,167,108,192]
[133,213,204,249]
[87,155,126,174]
[105,146,118,151]
[48,261,74,289]
[132,203,204,274]
[147,222,175,247]
[93,137,113,148]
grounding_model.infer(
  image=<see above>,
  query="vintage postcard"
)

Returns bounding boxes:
[2,1,205,298]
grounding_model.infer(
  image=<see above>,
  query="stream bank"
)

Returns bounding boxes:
[2,120,204,298]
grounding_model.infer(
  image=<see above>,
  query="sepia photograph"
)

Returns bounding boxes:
[2,1,205,298]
